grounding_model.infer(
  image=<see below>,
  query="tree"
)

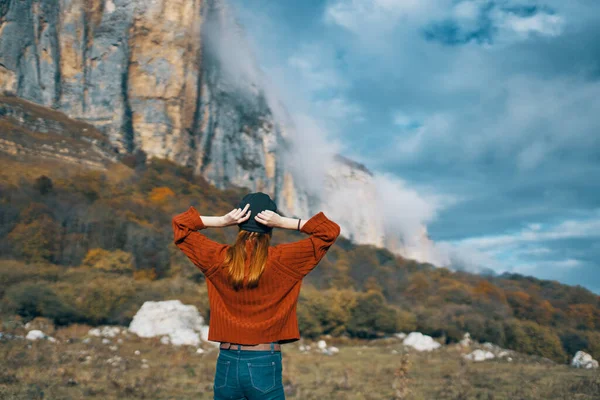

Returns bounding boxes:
[7,215,60,263]
[82,248,134,274]
[347,290,399,338]
[505,319,567,363]
[34,175,53,195]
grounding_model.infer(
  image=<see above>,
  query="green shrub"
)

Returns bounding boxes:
[4,282,81,325]
[505,319,567,363]
[395,309,417,333]
[54,276,137,325]
[347,290,399,338]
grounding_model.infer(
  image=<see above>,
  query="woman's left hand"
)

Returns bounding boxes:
[221,203,252,227]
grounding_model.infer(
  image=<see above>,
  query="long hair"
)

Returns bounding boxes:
[223,229,271,290]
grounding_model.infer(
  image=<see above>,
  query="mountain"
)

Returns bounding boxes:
[0,0,433,261]
[0,0,312,213]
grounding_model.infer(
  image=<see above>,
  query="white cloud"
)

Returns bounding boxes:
[518,258,583,274]
[431,213,600,274]
[392,111,420,128]
[528,223,542,231]
[324,0,440,32]
[315,96,364,121]
[288,51,348,92]
[493,9,564,39]
[518,246,551,255]
[325,0,565,46]
[229,0,600,289]
[374,172,456,266]
[453,1,481,22]
[450,213,600,252]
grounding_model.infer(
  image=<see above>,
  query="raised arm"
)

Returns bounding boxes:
[270,212,341,279]
[171,206,230,276]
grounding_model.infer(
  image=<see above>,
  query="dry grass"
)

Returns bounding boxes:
[0,323,598,400]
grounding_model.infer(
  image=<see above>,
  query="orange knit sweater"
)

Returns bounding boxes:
[172,206,341,345]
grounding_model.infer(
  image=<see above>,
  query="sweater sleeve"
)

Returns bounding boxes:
[171,206,228,276]
[272,212,341,279]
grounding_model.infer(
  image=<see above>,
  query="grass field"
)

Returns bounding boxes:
[1,321,598,400]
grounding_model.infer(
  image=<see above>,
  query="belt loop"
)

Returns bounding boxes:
[237,344,241,351]
[270,342,274,354]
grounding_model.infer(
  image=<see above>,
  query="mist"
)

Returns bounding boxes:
[205,0,467,268]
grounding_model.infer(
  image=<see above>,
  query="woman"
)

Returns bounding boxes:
[172,191,341,399]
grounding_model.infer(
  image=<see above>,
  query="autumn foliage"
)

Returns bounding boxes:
[1,157,599,364]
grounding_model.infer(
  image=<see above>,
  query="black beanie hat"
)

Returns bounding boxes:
[236,192,278,234]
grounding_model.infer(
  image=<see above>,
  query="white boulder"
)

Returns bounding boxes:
[497,351,511,358]
[26,330,56,342]
[464,349,495,362]
[128,300,211,347]
[26,330,46,341]
[402,332,441,352]
[321,346,339,356]
[394,332,407,340]
[317,340,327,350]
[571,351,599,369]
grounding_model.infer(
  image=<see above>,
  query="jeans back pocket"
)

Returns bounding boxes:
[214,359,230,389]
[247,360,276,393]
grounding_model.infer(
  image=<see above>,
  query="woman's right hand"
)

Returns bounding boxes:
[254,210,283,228]
[221,203,252,227]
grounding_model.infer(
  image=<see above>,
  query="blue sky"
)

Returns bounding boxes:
[229,0,600,293]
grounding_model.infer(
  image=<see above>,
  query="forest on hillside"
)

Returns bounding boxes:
[1,154,599,364]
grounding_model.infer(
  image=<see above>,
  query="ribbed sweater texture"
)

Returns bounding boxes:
[172,206,341,345]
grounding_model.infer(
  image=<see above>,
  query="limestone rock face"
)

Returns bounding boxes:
[0,0,310,218]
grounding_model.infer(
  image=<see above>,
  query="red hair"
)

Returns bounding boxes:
[223,230,271,290]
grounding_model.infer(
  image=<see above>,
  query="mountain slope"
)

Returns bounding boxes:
[0,95,117,168]
[0,0,413,256]
[1,151,599,364]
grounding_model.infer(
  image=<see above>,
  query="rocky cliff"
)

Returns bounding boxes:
[0,0,418,257]
[0,0,313,216]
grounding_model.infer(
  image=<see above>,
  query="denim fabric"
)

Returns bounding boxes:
[213,343,285,400]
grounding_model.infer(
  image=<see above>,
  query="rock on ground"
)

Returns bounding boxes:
[26,330,56,342]
[402,332,441,352]
[464,349,495,362]
[88,326,121,338]
[571,351,599,369]
[128,300,211,347]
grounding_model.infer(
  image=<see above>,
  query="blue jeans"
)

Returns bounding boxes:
[213,342,285,399]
